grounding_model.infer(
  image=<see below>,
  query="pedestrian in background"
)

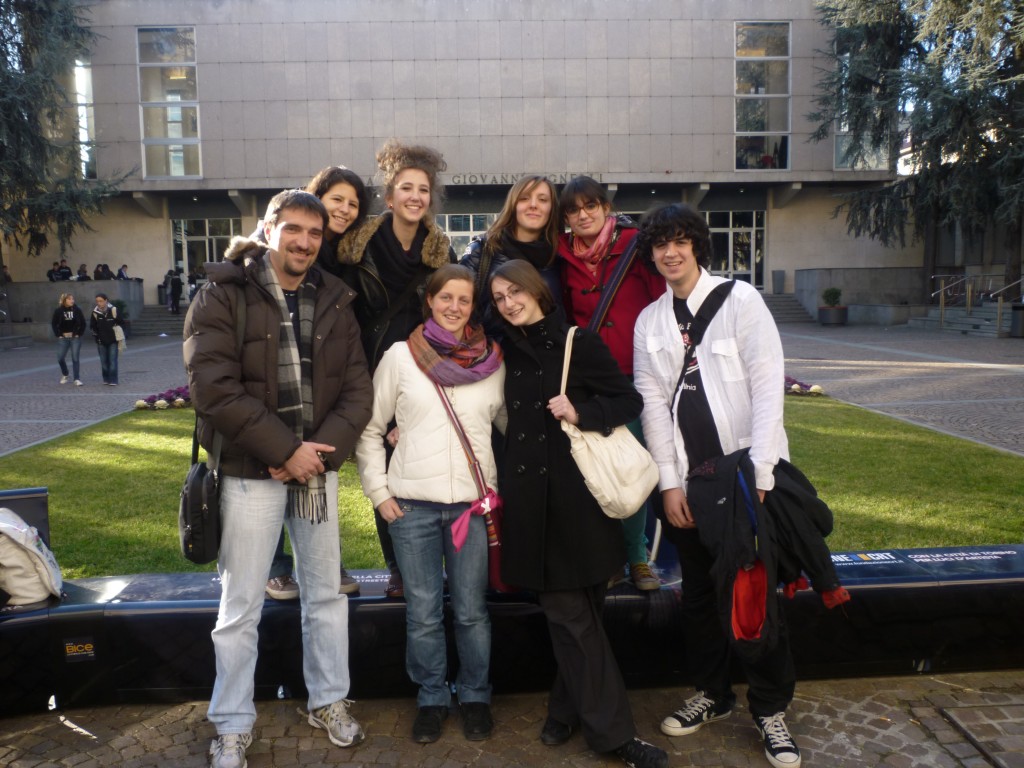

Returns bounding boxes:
[52,293,86,386]
[90,293,124,386]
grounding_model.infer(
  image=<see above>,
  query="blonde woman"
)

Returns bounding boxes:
[51,293,86,385]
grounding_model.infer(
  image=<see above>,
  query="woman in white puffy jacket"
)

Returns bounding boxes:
[355,263,505,744]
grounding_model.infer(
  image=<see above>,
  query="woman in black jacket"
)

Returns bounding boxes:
[51,293,86,385]
[488,260,667,768]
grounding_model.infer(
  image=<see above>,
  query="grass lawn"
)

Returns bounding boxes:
[0,398,1021,579]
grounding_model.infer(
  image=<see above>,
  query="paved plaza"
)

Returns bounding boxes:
[0,324,1022,766]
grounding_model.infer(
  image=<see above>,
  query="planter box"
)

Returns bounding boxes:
[818,306,848,325]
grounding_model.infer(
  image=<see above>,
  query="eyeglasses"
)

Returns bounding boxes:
[492,285,524,305]
[564,201,603,218]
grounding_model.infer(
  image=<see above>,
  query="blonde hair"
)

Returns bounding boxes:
[376,138,447,217]
[58,293,74,307]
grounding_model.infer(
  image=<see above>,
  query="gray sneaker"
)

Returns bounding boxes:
[209,733,251,768]
[309,698,364,747]
[339,567,360,595]
[266,574,299,600]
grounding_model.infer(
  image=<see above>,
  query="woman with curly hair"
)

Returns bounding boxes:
[338,139,456,598]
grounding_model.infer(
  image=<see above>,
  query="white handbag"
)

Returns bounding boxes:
[559,327,659,519]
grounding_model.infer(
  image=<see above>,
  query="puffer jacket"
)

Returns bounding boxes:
[182,236,373,479]
[336,212,455,371]
[355,339,506,507]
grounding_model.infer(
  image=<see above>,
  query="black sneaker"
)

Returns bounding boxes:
[539,716,573,746]
[614,737,668,768]
[412,705,448,743]
[660,690,732,736]
[754,712,801,768]
[460,701,493,741]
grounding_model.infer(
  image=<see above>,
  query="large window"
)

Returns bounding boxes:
[172,219,243,289]
[707,210,765,289]
[735,22,790,171]
[139,27,200,178]
[435,213,497,257]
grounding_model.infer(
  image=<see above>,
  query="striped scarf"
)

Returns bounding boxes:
[254,253,326,523]
[407,319,503,386]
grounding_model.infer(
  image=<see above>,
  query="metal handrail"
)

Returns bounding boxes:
[991,278,1023,301]
[930,274,968,298]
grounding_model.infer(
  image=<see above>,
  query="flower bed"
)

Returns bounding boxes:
[135,386,191,410]
[785,376,824,396]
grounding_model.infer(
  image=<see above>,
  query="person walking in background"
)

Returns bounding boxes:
[632,203,800,768]
[489,260,668,768]
[262,165,371,602]
[356,264,503,744]
[90,293,124,386]
[558,175,667,592]
[337,139,456,599]
[184,189,373,768]
[51,293,86,386]
[460,175,563,339]
[170,269,184,315]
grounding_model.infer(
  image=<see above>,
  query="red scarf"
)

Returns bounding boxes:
[571,216,617,275]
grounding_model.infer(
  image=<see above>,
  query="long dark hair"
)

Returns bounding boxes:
[305,166,370,232]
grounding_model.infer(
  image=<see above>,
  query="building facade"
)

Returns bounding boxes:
[7,0,922,308]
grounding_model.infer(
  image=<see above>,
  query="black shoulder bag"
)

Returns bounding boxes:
[179,288,246,564]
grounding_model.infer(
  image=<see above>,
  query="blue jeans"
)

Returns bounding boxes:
[57,337,82,380]
[96,341,118,384]
[208,473,350,735]
[389,498,491,707]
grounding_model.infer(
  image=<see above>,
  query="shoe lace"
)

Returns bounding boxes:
[632,562,654,578]
[677,692,715,720]
[320,699,355,728]
[212,734,249,757]
[759,714,795,750]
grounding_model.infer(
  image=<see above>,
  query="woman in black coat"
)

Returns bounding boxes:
[489,260,667,768]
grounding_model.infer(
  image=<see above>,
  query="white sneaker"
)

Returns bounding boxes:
[309,699,364,747]
[74,380,83,386]
[755,712,801,768]
[209,733,251,768]
[60,376,68,384]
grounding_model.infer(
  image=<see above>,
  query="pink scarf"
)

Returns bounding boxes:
[571,216,617,274]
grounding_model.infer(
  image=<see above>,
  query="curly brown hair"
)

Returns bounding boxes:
[375,138,447,217]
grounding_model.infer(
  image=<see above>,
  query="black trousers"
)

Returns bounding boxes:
[665,525,795,717]
[538,584,635,753]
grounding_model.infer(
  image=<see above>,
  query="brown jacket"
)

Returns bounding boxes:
[183,237,372,478]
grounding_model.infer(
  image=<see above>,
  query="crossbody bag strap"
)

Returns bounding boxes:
[196,284,247,471]
[586,236,639,333]
[559,326,578,396]
[674,280,736,395]
[433,381,488,498]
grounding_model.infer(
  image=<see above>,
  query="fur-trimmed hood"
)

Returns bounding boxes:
[336,212,452,269]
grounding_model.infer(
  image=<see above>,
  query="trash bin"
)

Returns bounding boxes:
[772,270,785,294]
[157,284,166,305]
[1011,303,1024,338]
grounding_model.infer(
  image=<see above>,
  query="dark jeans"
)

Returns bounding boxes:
[538,585,635,753]
[663,524,795,717]
[96,341,118,384]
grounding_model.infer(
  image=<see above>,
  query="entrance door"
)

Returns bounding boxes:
[706,211,765,288]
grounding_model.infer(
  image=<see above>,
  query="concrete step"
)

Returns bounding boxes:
[131,305,186,336]
[762,293,815,324]
[907,315,1008,338]
[0,333,33,350]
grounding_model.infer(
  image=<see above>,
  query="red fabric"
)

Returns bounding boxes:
[483,503,514,593]
[731,560,767,642]
[782,576,810,599]
[822,586,851,609]
[558,227,666,375]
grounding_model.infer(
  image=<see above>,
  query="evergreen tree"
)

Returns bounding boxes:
[0,0,122,261]
[809,0,1024,290]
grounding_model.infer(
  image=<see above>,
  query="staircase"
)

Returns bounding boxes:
[130,304,187,337]
[762,293,815,324]
[907,304,1011,338]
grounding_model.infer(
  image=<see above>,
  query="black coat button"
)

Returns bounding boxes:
[513,368,522,377]
[516,432,525,441]
[538,466,547,475]
[537,433,546,442]
[533,401,543,409]
[544,340,554,350]
[516,465,526,474]
[512,400,520,409]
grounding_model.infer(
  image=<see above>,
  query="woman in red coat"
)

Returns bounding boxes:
[557,175,666,591]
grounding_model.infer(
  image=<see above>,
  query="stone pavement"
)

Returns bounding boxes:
[1,325,1023,767]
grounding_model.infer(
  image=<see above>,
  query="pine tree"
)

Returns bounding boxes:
[0,0,123,261]
[809,0,1024,290]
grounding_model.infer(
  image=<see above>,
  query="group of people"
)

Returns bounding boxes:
[46,261,128,282]
[184,139,800,768]
[50,293,126,386]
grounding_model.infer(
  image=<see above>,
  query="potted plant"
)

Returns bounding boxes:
[818,287,848,325]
